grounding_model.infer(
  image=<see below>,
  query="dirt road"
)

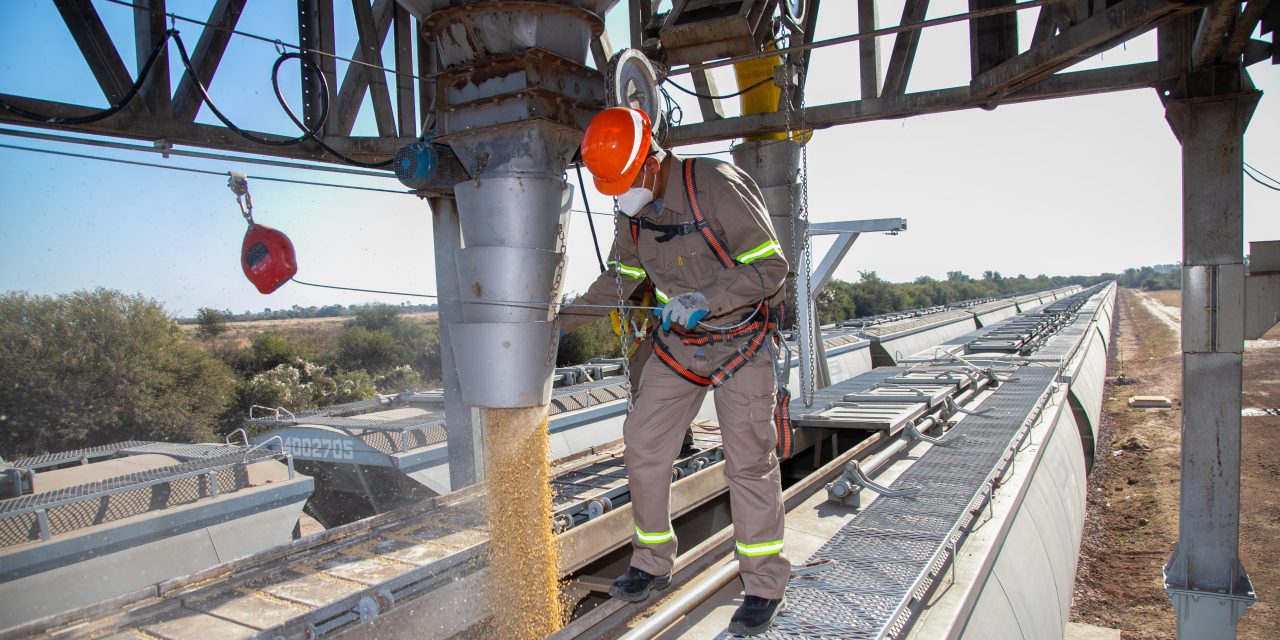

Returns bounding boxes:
[1070,289,1279,639]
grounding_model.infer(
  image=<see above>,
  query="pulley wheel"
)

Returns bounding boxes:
[607,49,662,134]
[782,0,807,24]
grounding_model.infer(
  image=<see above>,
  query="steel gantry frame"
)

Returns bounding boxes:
[1,1,1277,637]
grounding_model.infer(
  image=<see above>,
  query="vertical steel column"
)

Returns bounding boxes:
[1162,69,1260,639]
[430,197,483,489]
[731,139,802,317]
[731,138,824,395]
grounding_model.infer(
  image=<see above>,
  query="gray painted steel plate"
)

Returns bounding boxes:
[793,402,927,431]
[841,384,952,408]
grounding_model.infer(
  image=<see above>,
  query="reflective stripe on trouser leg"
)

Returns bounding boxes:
[635,526,674,544]
[736,539,785,556]
[715,356,790,598]
[623,361,709,577]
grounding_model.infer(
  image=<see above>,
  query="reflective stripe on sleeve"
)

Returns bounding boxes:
[609,261,647,280]
[735,539,784,557]
[736,240,782,265]
[654,289,671,303]
[635,526,674,544]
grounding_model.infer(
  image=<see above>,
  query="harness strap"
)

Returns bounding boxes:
[708,319,774,387]
[636,217,699,243]
[673,301,770,345]
[652,304,780,389]
[652,336,713,386]
[683,159,737,269]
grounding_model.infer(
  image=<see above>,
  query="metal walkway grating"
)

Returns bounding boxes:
[9,441,151,470]
[738,366,1058,640]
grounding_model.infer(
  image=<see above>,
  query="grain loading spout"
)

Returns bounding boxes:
[410,0,604,413]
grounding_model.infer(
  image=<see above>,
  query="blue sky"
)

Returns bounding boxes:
[0,0,1277,317]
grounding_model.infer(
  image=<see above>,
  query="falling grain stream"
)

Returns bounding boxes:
[482,406,564,638]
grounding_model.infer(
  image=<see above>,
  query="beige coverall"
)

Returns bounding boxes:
[560,153,791,598]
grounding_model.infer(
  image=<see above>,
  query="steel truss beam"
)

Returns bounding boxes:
[173,0,246,123]
[667,61,1167,145]
[336,0,397,137]
[0,93,411,160]
[53,0,135,107]
[971,0,1191,98]
[0,0,417,163]
[665,0,1226,146]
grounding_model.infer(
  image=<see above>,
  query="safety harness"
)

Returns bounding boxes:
[629,159,797,459]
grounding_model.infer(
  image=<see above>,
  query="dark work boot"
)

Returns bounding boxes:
[727,595,786,636]
[608,566,671,602]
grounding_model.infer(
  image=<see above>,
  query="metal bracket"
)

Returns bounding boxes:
[1164,555,1256,637]
[790,558,836,578]
[943,396,990,419]
[826,460,920,508]
[0,467,33,499]
[907,419,965,447]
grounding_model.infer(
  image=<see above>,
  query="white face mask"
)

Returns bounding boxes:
[616,163,656,217]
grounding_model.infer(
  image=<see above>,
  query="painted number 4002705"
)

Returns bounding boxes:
[283,436,355,460]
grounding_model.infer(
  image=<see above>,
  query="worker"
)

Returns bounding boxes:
[560,106,790,636]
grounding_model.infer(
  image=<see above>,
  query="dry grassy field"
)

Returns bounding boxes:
[181,312,439,351]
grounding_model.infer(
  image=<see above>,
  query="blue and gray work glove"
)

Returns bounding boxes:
[661,292,710,331]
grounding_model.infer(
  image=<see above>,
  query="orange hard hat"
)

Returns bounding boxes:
[582,107,653,196]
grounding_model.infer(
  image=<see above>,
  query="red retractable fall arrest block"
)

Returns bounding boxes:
[241,223,297,294]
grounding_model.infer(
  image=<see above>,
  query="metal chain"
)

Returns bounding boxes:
[781,39,816,407]
[612,202,634,411]
[550,183,568,305]
[800,108,814,406]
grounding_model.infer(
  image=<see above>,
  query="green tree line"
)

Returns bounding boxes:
[1113,264,1181,291]
[814,270,1114,324]
[0,291,442,458]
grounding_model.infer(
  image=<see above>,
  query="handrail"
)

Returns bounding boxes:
[248,405,296,421]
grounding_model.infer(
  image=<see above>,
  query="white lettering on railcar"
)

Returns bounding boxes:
[282,436,355,460]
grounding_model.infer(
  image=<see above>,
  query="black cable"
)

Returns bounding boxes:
[664,76,773,100]
[261,50,393,168]
[1244,161,1280,187]
[1245,166,1280,192]
[292,278,440,299]
[0,29,390,168]
[290,279,664,313]
[178,31,386,167]
[0,142,410,194]
[170,34,330,148]
[0,33,171,125]
[0,142,224,176]
[102,0,420,81]
[575,163,607,273]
